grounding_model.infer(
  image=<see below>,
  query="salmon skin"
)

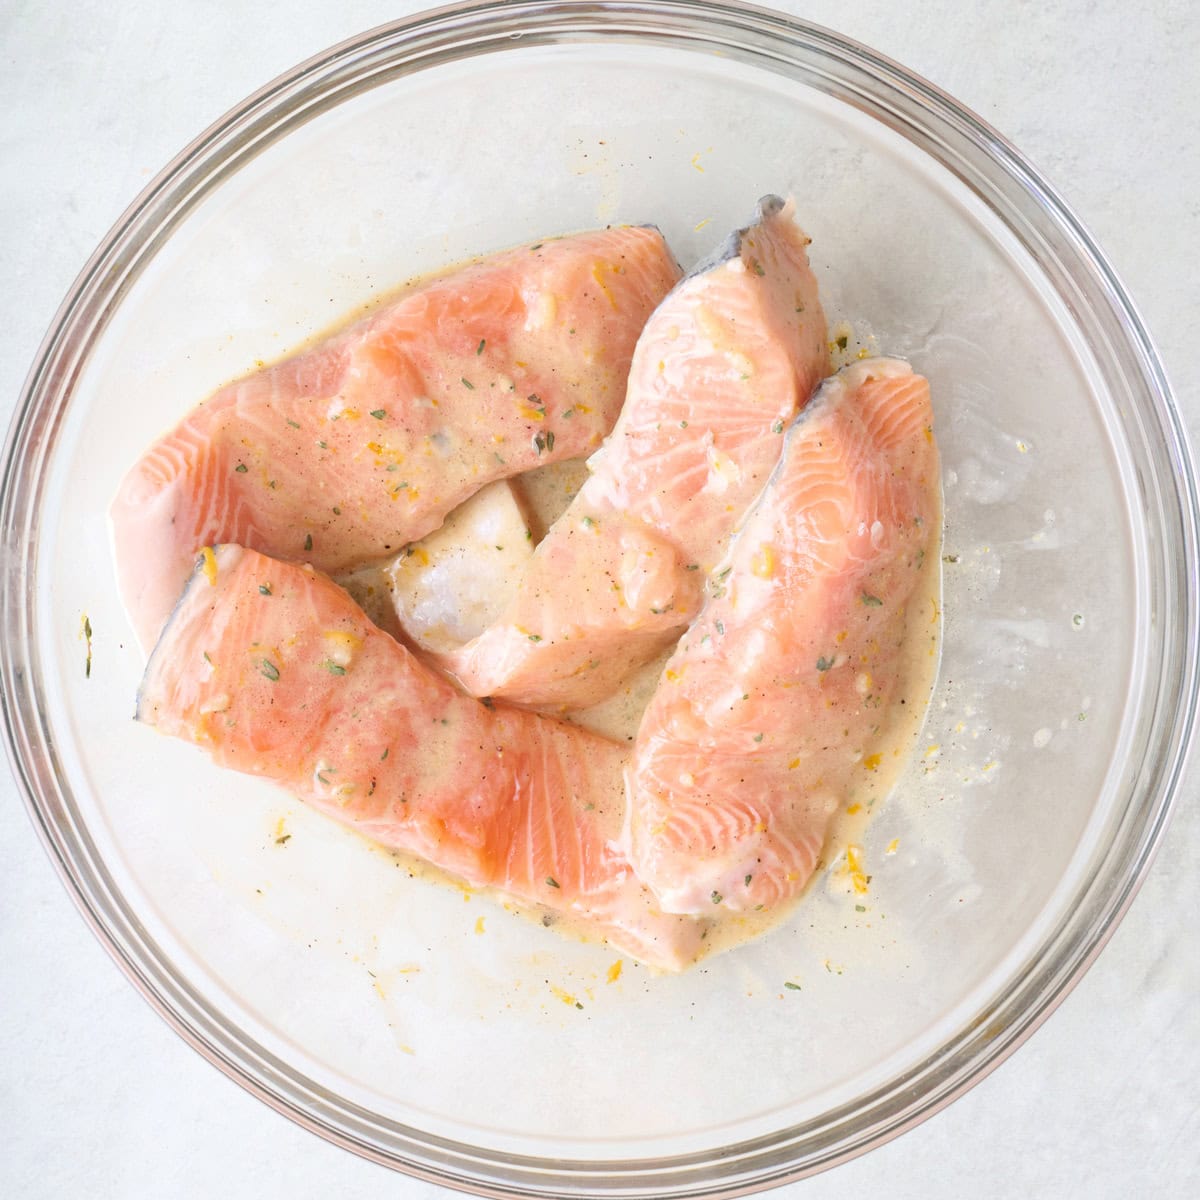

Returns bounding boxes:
[433,197,830,709]
[112,226,681,652]
[626,359,939,916]
[136,545,708,971]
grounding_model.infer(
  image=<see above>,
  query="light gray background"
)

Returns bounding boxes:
[2,2,1196,1196]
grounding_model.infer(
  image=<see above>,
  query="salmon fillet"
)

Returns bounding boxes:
[626,359,939,915]
[433,197,830,709]
[136,545,707,970]
[113,226,681,651]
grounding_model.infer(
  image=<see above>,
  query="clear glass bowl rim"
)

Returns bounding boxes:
[2,1,1197,1195]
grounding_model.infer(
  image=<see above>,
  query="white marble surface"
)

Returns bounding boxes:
[2,2,1197,1195]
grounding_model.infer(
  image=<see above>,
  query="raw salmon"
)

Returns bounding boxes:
[626,359,938,915]
[136,545,707,970]
[433,197,830,708]
[385,480,535,653]
[112,226,681,651]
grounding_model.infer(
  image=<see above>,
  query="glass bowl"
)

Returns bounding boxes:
[2,1,1196,1194]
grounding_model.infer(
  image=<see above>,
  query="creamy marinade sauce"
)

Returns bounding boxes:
[338,453,942,963]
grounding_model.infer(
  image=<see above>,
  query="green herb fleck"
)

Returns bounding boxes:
[562,408,575,420]
[530,243,543,251]
[381,748,389,760]
[528,633,543,643]
[332,506,341,515]
[545,430,555,452]
[325,661,347,676]
[534,432,547,455]
[836,334,848,350]
[784,981,802,991]
[711,890,723,905]
[943,554,959,564]
[771,419,784,434]
[260,659,280,682]
[259,584,272,596]
[575,1001,584,1010]
[202,651,212,665]
[81,614,93,679]
[480,696,494,709]
[370,408,386,420]
[816,655,833,672]
[679,419,688,428]
[717,567,732,580]
[744,874,753,886]
[685,563,699,571]
[476,339,486,355]
[275,834,291,845]
[545,876,560,888]
[715,619,725,635]
[286,419,301,429]
[855,904,866,912]
[461,377,474,390]
[753,732,764,743]
[751,259,765,276]
[861,593,883,607]
[235,463,248,473]
[582,515,595,529]
[304,533,313,552]
[317,440,328,449]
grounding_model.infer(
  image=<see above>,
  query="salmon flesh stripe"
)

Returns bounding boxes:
[136,545,708,970]
[626,359,939,915]
[112,226,682,651]
[433,196,831,709]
